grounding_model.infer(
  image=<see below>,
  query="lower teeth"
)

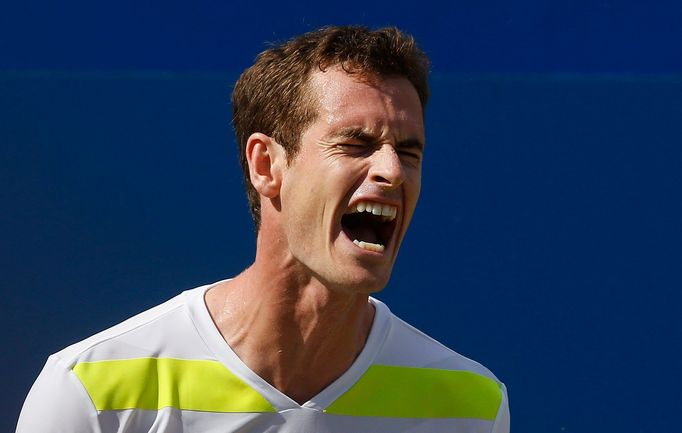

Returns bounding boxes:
[353,239,385,252]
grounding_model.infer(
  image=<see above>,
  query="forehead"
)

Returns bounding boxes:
[306,68,425,140]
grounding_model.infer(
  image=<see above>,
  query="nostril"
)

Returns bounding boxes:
[371,174,391,184]
[370,164,405,187]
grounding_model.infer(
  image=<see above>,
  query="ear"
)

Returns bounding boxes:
[245,132,286,198]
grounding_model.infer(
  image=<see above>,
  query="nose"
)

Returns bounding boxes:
[369,144,406,188]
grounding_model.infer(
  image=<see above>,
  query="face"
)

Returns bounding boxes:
[277,68,425,293]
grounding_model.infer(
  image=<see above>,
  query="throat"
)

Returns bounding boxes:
[207,267,376,404]
[238,306,375,405]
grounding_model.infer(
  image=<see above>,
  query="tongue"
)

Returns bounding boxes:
[347,225,380,244]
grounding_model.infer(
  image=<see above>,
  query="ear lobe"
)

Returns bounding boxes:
[245,133,285,198]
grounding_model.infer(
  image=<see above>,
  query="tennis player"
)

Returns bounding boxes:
[17,26,509,433]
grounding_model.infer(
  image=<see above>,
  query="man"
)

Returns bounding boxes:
[17,26,509,432]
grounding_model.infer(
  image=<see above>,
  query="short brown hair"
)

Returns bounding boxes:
[232,25,430,230]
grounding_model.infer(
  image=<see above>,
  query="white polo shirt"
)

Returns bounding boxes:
[17,282,510,433]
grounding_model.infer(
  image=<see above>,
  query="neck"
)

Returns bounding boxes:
[206,232,375,404]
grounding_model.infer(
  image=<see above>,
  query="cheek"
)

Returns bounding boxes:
[282,175,326,227]
[406,169,422,203]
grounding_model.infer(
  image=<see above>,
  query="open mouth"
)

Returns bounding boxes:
[340,201,398,253]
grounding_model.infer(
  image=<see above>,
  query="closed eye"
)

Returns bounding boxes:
[337,142,371,154]
[399,149,422,159]
[337,140,423,161]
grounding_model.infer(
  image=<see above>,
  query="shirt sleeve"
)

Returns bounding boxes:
[491,382,510,433]
[16,355,102,433]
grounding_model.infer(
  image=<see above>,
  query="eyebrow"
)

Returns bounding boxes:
[326,126,425,151]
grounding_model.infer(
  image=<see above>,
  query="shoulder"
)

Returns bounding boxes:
[340,298,510,432]
[17,284,218,432]
[374,299,501,382]
[54,286,209,367]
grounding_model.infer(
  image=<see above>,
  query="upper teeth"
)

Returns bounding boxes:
[348,201,397,221]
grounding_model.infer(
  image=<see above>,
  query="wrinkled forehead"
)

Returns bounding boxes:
[305,67,425,141]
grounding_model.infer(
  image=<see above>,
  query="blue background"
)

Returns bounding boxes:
[2,1,681,432]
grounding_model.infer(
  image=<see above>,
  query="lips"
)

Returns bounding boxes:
[341,200,398,252]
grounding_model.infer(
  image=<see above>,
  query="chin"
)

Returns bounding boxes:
[324,268,392,295]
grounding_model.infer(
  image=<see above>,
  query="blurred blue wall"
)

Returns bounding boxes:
[2,2,682,432]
